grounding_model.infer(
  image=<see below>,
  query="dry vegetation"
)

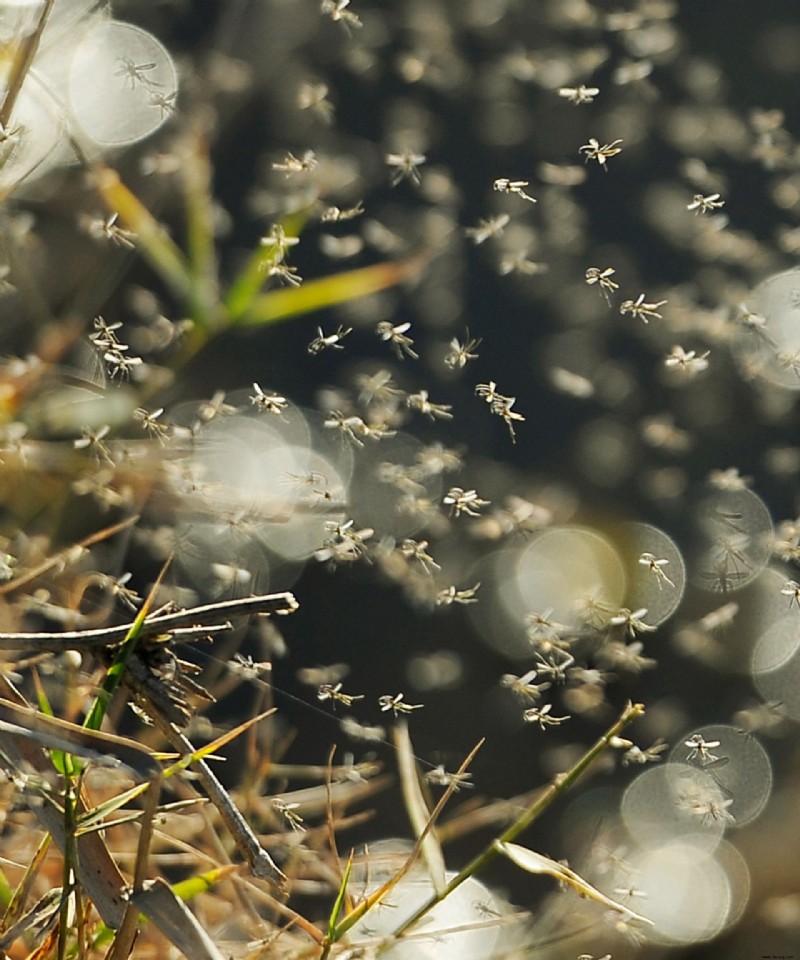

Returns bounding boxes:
[0,1,799,958]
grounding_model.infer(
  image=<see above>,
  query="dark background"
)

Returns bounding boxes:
[23,1,800,957]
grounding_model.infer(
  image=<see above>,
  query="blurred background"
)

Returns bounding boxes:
[3,1,800,957]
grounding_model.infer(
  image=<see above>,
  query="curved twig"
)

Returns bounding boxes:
[0,591,298,652]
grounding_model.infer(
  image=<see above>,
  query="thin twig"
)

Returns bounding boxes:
[0,515,139,596]
[390,701,646,941]
[146,710,288,887]
[0,591,298,652]
[0,0,55,130]
[108,772,162,960]
[0,674,130,928]
[330,737,485,943]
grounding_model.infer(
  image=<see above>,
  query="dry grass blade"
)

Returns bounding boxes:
[146,707,287,885]
[22,920,60,960]
[162,708,277,777]
[259,774,392,818]
[84,553,173,733]
[108,772,163,960]
[76,797,204,838]
[497,841,654,926]
[436,786,545,844]
[0,590,299,653]
[0,698,163,776]
[0,0,54,133]
[0,515,139,598]
[0,678,128,928]
[1,834,52,943]
[131,877,227,960]
[331,737,484,940]
[390,702,646,940]
[0,760,128,929]
[0,888,61,952]
[393,720,446,895]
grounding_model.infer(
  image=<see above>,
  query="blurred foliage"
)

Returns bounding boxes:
[0,1,800,958]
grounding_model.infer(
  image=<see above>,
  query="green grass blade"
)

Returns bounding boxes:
[224,211,309,320]
[236,252,430,327]
[83,557,171,732]
[32,669,78,778]
[183,134,220,331]
[170,866,237,901]
[93,165,192,303]
[389,702,646,940]
[161,708,276,778]
[326,850,353,942]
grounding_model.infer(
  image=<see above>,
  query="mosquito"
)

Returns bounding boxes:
[149,89,177,118]
[133,406,167,441]
[638,552,675,589]
[378,692,423,716]
[308,324,352,355]
[579,138,623,169]
[558,85,599,104]
[685,733,728,768]
[317,683,364,708]
[115,56,163,90]
[250,383,288,415]
[585,266,619,303]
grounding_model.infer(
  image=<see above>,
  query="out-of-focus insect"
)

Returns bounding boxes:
[579,138,623,169]
[317,682,364,708]
[559,85,599,105]
[308,324,352,355]
[115,56,162,90]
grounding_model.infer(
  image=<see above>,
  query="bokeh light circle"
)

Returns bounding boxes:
[736,267,800,389]
[668,724,772,827]
[511,525,626,629]
[466,548,533,660]
[752,615,800,720]
[167,402,352,594]
[348,432,445,540]
[0,83,63,191]
[69,20,178,146]
[627,841,732,944]
[348,842,510,960]
[622,522,686,626]
[621,764,728,852]
[689,484,772,592]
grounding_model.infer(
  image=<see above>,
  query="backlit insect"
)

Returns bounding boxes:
[317,683,364,708]
[579,138,623,169]
[638,552,675,589]
[492,178,536,203]
[308,324,352,355]
[559,85,599,104]
[133,406,167,441]
[0,121,23,169]
[685,733,728,768]
[375,320,418,359]
[620,293,667,323]
[378,692,423,715]
[115,57,163,90]
[273,150,318,173]
[149,89,177,118]
[250,383,288,414]
[585,266,619,302]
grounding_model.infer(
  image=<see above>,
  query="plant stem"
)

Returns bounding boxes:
[390,700,645,941]
[0,590,298,652]
[0,0,55,130]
